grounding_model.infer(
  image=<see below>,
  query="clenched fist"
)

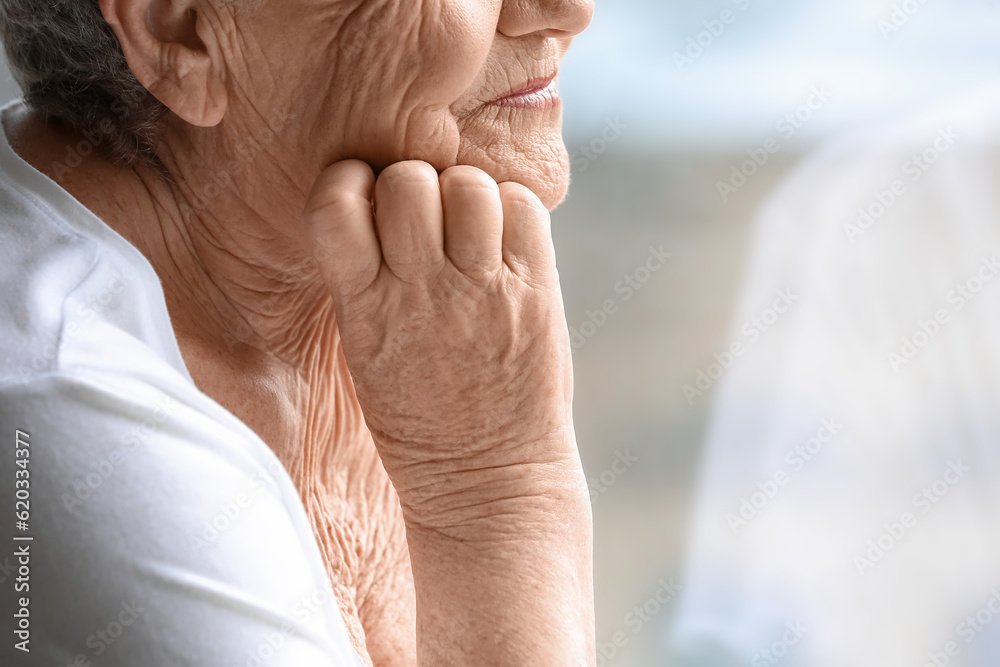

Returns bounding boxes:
[302,159,584,528]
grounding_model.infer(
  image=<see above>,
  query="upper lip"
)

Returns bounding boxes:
[489,71,558,105]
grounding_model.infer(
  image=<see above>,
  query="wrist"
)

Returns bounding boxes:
[403,473,592,544]
[384,435,590,540]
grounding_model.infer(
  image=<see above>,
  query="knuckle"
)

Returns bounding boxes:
[440,165,499,194]
[500,183,547,217]
[305,160,374,222]
[379,160,438,189]
[314,159,371,191]
[303,189,366,224]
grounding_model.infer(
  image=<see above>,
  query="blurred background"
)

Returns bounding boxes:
[552,1,1000,665]
[3,2,1000,664]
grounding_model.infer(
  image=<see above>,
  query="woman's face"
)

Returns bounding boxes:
[223,0,593,209]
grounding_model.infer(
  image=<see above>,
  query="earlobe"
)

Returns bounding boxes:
[98,0,228,127]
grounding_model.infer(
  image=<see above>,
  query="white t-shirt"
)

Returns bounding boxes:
[0,101,365,666]
[668,83,1000,666]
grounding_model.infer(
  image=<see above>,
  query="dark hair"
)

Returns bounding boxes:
[0,0,172,167]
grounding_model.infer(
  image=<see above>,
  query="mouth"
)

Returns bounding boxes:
[489,72,560,110]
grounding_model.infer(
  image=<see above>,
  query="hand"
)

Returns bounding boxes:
[302,159,595,665]
[302,159,584,527]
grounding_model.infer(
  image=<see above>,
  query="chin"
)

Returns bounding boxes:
[517,136,572,212]
[457,127,571,211]
[537,151,572,211]
[501,146,572,212]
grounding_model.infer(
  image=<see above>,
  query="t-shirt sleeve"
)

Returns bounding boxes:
[0,371,365,667]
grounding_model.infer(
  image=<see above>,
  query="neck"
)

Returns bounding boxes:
[17,107,335,366]
[6,106,353,461]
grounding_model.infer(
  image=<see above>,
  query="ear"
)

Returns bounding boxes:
[99,0,228,127]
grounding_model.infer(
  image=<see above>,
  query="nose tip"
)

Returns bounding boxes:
[499,0,595,39]
[565,0,595,36]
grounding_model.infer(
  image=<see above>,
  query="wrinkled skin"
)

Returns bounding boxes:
[157,0,588,208]
[8,0,595,664]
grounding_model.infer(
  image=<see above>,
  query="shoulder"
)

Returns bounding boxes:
[0,104,189,384]
[0,371,363,666]
[0,103,363,665]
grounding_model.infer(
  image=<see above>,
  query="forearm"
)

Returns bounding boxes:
[401,462,595,666]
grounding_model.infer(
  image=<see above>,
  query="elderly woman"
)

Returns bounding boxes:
[0,0,595,665]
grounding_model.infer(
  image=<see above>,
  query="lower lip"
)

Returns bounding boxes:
[492,79,561,110]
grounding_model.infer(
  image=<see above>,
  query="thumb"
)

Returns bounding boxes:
[302,159,381,304]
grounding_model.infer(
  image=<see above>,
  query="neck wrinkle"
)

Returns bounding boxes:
[127,116,344,374]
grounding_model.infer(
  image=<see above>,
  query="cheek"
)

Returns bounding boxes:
[334,0,500,169]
